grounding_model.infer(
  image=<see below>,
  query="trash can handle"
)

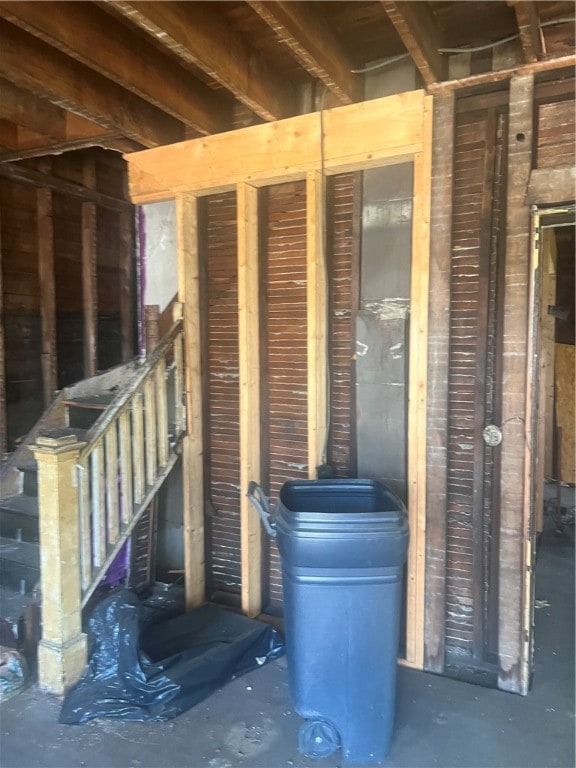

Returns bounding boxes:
[246,481,277,538]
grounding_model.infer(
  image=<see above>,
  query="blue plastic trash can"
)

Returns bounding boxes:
[247,478,409,764]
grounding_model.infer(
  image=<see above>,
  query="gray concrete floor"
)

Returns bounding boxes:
[0,515,573,768]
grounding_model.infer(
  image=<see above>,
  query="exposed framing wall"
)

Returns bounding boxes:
[126,90,433,668]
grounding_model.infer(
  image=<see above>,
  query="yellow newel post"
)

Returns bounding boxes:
[31,434,88,694]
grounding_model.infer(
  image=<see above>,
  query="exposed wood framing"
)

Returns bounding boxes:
[0,19,183,148]
[510,1,543,64]
[177,193,206,609]
[0,134,138,164]
[499,75,534,695]
[0,1,226,136]
[306,170,328,476]
[237,183,263,617]
[428,54,575,93]
[82,158,98,378]
[119,210,134,361]
[126,90,433,667]
[404,96,432,671]
[37,184,57,405]
[424,91,455,673]
[127,91,428,201]
[247,1,361,105]
[0,162,131,212]
[381,1,446,85]
[108,1,295,122]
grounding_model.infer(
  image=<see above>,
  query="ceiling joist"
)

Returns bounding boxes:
[0,20,184,149]
[107,1,296,122]
[509,1,543,63]
[247,0,361,105]
[381,1,446,86]
[0,1,228,136]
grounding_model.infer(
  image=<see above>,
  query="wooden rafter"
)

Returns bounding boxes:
[247,1,361,105]
[0,1,227,136]
[381,1,446,86]
[509,1,543,63]
[0,19,184,148]
[108,1,295,122]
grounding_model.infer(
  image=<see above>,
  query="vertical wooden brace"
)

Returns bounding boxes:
[237,182,263,617]
[37,186,57,405]
[177,194,206,609]
[0,209,6,458]
[424,91,455,673]
[82,157,98,377]
[405,95,433,670]
[499,74,535,695]
[306,170,328,477]
[119,209,134,361]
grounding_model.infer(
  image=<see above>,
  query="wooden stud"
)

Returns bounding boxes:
[144,377,157,486]
[510,1,543,64]
[306,170,328,477]
[119,210,134,362]
[37,185,57,405]
[424,91,455,674]
[90,443,106,568]
[118,409,133,527]
[31,434,88,694]
[499,75,535,695]
[77,458,92,592]
[177,193,206,609]
[156,362,169,467]
[105,426,120,545]
[404,95,433,670]
[237,183,263,617]
[82,157,98,378]
[132,391,145,505]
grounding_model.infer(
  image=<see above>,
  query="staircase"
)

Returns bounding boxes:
[0,313,185,685]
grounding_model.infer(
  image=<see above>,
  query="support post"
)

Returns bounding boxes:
[177,194,206,609]
[82,156,98,377]
[31,434,87,694]
[37,184,57,406]
[237,183,262,616]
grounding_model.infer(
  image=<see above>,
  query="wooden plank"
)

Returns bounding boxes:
[0,1,226,136]
[132,391,145,504]
[306,170,328,476]
[144,377,157,487]
[0,19,183,148]
[381,1,446,85]
[109,1,295,122]
[77,459,92,591]
[499,75,534,695]
[82,158,98,378]
[177,193,205,609]
[105,426,120,545]
[526,166,576,205]
[37,184,57,405]
[424,91,454,674]
[247,1,361,104]
[510,1,542,64]
[404,95,433,671]
[118,409,133,526]
[126,91,427,201]
[0,162,131,212]
[90,443,106,568]
[429,54,575,93]
[156,362,169,467]
[237,182,263,617]
[173,304,185,436]
[118,210,134,361]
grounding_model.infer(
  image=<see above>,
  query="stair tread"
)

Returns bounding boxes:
[0,538,39,568]
[0,495,39,518]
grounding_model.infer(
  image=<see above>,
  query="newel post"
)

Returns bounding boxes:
[31,434,87,694]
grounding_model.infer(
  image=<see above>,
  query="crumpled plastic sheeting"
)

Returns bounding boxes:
[59,588,284,724]
[0,646,27,701]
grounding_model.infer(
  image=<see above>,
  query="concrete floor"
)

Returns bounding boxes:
[0,515,573,768]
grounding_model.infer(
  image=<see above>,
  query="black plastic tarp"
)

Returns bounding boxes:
[60,589,284,724]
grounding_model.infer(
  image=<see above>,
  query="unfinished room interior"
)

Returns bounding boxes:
[0,2,574,766]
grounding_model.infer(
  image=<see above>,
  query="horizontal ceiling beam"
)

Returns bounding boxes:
[108,1,296,122]
[0,1,227,136]
[381,1,446,85]
[0,19,184,148]
[0,135,140,164]
[247,1,361,105]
